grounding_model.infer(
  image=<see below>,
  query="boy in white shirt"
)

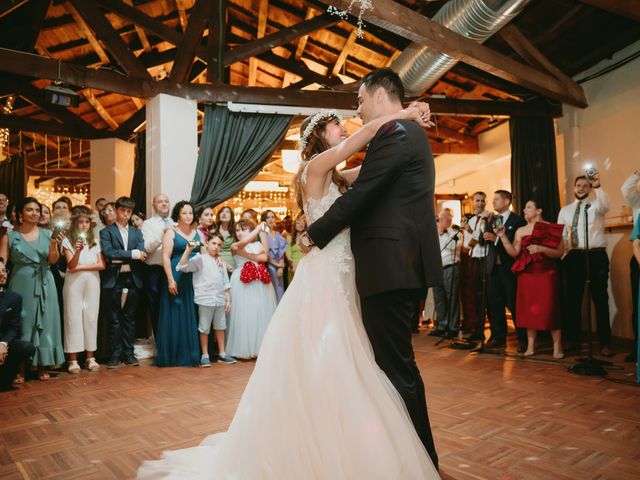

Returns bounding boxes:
[177,232,235,366]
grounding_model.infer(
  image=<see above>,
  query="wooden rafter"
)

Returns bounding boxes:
[0,48,563,116]
[330,27,358,78]
[169,0,210,82]
[207,0,227,83]
[82,90,119,129]
[123,0,151,52]
[295,8,315,60]
[498,24,577,90]
[0,0,30,19]
[248,0,270,86]
[0,114,112,139]
[578,0,640,22]
[325,0,588,107]
[65,2,110,65]
[175,0,189,32]
[115,106,146,137]
[69,0,150,78]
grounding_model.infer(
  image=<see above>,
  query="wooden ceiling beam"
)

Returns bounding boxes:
[0,114,111,139]
[123,0,151,52]
[64,2,111,65]
[325,0,588,107]
[0,0,30,19]
[114,106,146,138]
[169,0,210,83]
[248,0,270,86]
[295,8,316,60]
[175,0,189,32]
[207,0,227,83]
[330,28,358,78]
[82,90,120,129]
[430,140,479,155]
[0,49,563,116]
[69,0,150,78]
[578,0,640,22]
[498,24,577,91]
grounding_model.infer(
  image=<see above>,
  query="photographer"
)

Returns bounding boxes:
[557,171,612,356]
[430,209,461,336]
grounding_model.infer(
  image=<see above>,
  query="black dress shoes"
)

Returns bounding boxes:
[124,354,140,366]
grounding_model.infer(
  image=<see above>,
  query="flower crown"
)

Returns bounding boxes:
[299,110,344,150]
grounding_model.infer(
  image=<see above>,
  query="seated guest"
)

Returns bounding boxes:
[100,197,147,369]
[0,257,35,390]
[430,209,461,337]
[155,201,200,367]
[177,233,235,366]
[622,170,640,362]
[498,200,564,358]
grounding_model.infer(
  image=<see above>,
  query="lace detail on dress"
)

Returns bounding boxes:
[304,182,342,225]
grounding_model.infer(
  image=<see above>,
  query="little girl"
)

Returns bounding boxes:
[225,219,277,359]
[61,209,106,373]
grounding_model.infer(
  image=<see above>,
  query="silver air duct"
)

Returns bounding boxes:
[391,0,531,96]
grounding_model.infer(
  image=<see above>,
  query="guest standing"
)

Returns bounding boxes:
[214,206,236,273]
[196,206,215,243]
[38,204,51,228]
[130,211,145,229]
[622,170,640,362]
[62,210,105,373]
[226,220,277,359]
[0,197,65,381]
[140,194,172,337]
[557,172,612,356]
[286,213,307,284]
[262,210,287,303]
[100,197,147,368]
[630,213,640,382]
[155,201,200,367]
[499,200,564,358]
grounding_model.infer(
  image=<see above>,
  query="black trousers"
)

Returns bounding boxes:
[0,339,34,387]
[145,264,165,336]
[487,264,527,345]
[630,256,639,349]
[562,249,611,347]
[470,257,491,338]
[108,273,139,359]
[360,288,438,470]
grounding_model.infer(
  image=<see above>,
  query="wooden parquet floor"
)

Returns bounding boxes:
[1,332,638,480]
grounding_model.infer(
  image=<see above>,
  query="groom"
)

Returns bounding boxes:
[302,68,443,468]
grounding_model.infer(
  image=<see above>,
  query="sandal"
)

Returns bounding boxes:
[86,358,100,372]
[38,371,50,381]
[12,374,24,385]
[68,361,81,374]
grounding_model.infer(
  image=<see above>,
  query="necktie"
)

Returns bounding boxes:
[571,201,582,248]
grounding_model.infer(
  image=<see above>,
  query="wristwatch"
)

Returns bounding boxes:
[300,232,315,248]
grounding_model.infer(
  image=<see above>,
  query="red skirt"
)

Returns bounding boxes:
[516,259,561,331]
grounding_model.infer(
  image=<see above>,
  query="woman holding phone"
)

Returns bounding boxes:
[155,201,201,367]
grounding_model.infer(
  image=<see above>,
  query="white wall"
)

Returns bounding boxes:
[556,41,640,340]
[435,122,511,197]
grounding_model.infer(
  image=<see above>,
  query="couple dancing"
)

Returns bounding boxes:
[138,68,443,479]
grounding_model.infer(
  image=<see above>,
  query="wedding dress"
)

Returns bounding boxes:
[137,180,439,479]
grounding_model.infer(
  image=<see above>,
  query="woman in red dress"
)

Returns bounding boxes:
[498,199,565,358]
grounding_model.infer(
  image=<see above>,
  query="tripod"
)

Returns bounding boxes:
[569,203,611,376]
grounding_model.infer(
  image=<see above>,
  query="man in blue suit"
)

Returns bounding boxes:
[100,196,147,368]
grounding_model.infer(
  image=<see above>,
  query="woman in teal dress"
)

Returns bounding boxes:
[630,214,640,383]
[155,201,200,367]
[214,206,236,273]
[0,197,65,381]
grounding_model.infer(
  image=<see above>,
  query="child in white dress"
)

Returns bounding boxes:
[225,219,277,359]
[61,209,106,373]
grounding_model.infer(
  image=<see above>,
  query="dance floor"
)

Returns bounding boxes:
[1,332,638,480]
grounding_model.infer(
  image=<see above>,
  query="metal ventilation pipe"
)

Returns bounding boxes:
[391,0,531,96]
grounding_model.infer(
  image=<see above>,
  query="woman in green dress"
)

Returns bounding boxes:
[0,197,65,381]
[214,206,236,273]
[286,213,308,284]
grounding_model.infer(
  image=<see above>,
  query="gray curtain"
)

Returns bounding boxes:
[190,105,292,208]
[0,152,25,202]
[509,117,561,220]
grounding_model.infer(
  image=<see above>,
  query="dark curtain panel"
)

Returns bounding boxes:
[190,105,292,208]
[130,132,147,215]
[0,152,26,202]
[510,117,561,221]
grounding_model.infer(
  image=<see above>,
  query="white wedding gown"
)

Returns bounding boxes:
[137,181,439,479]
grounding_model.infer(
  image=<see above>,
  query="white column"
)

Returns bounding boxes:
[90,138,135,204]
[146,93,198,213]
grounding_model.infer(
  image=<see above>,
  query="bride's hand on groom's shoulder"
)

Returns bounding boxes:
[405,101,435,129]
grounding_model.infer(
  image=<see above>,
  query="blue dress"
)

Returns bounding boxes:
[155,230,200,367]
[630,214,640,383]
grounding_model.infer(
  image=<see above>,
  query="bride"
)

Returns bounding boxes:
[137,105,440,479]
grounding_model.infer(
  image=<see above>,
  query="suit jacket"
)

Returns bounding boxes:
[99,223,145,289]
[307,119,443,298]
[494,212,526,272]
[0,289,22,344]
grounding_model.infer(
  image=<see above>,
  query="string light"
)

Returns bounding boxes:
[0,95,14,151]
[31,184,88,207]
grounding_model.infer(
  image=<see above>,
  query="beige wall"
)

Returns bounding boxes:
[90,138,135,204]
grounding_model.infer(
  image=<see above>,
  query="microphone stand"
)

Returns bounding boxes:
[436,231,459,346]
[569,203,611,375]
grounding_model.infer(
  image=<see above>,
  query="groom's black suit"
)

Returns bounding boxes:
[307,119,442,468]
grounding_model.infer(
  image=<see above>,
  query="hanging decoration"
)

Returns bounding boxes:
[31,184,89,207]
[327,0,373,38]
[0,95,14,152]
